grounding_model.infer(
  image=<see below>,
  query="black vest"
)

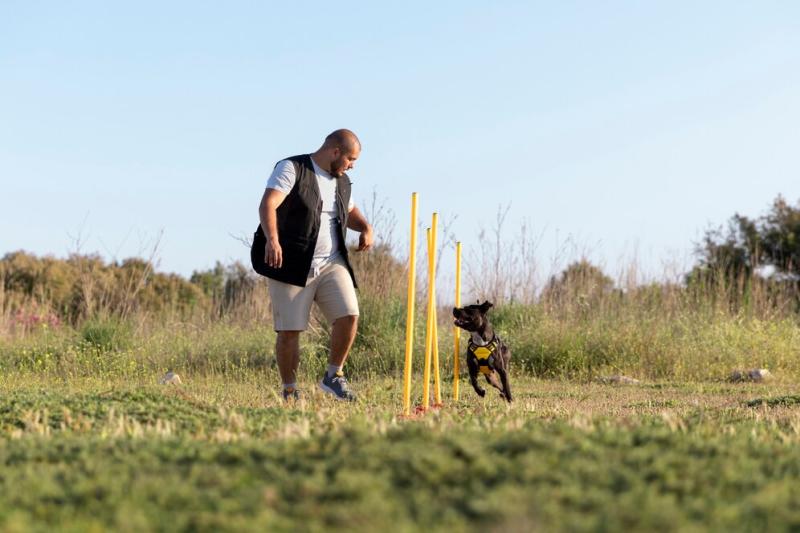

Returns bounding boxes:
[251,154,357,288]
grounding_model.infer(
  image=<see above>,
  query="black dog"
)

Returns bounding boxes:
[452,300,512,402]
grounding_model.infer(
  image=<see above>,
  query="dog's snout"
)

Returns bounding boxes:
[452,307,459,318]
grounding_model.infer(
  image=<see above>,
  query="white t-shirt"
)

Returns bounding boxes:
[266,158,355,274]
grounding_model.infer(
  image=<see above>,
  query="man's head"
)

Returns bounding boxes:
[315,129,361,177]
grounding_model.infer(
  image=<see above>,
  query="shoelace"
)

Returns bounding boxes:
[332,374,351,392]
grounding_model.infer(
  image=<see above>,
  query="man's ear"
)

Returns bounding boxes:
[480,300,494,313]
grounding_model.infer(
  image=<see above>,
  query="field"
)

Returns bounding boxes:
[4,245,800,531]
[2,368,800,532]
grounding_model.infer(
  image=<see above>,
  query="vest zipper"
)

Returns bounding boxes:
[336,187,349,245]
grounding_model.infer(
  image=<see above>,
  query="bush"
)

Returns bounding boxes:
[80,318,133,352]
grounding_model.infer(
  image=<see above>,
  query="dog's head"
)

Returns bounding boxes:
[452,300,493,332]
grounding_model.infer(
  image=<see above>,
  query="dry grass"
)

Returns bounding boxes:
[3,372,800,441]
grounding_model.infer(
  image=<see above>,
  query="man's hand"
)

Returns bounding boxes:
[357,225,374,251]
[265,240,283,268]
[347,206,373,252]
[259,188,288,268]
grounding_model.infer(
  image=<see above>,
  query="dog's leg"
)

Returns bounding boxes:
[467,355,485,397]
[484,371,503,394]
[496,366,512,402]
[496,346,512,402]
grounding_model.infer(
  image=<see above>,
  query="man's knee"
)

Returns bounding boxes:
[276,330,301,344]
[335,315,358,328]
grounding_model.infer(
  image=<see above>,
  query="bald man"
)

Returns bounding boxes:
[254,129,373,402]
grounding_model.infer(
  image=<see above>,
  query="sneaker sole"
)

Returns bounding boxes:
[319,381,356,402]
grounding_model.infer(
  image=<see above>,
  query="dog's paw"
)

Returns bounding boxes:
[477,388,486,397]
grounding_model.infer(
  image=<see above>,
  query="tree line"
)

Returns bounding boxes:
[3,195,799,328]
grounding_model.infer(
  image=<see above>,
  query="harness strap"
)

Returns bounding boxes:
[468,335,500,374]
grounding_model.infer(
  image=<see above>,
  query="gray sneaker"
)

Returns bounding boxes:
[319,371,357,402]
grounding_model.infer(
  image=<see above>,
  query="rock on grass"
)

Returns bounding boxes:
[595,375,641,385]
[728,368,771,383]
[159,371,183,385]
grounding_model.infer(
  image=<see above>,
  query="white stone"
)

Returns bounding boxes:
[597,374,641,385]
[159,371,182,385]
[748,368,771,382]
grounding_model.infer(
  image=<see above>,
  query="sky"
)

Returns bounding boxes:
[2,1,799,289]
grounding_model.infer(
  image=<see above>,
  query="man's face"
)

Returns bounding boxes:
[330,146,360,177]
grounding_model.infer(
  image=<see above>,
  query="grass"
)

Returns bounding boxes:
[2,372,800,532]
[3,303,800,383]
[7,190,800,531]
[4,251,800,530]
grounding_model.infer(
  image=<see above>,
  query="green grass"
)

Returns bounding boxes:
[2,373,800,532]
[2,296,800,531]
[3,305,800,382]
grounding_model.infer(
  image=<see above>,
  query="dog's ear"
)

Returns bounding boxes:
[480,300,493,313]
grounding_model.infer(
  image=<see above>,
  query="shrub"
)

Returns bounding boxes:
[80,318,133,352]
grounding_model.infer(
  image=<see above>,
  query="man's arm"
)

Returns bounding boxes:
[347,206,374,251]
[259,188,288,267]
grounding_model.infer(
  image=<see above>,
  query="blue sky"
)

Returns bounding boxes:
[2,1,799,287]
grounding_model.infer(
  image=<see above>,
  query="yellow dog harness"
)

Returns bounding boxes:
[468,336,501,375]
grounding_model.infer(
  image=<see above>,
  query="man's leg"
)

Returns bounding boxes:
[329,315,358,368]
[268,276,315,400]
[319,315,358,401]
[276,330,301,385]
[316,260,360,401]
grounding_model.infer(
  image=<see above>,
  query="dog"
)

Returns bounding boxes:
[452,300,512,402]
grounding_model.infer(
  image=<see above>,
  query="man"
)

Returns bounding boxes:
[255,129,373,402]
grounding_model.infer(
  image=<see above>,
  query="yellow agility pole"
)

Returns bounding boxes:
[453,241,462,401]
[431,218,441,406]
[402,193,418,416]
[422,227,434,410]
[432,304,441,405]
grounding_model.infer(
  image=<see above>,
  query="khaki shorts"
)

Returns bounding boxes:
[267,257,359,331]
